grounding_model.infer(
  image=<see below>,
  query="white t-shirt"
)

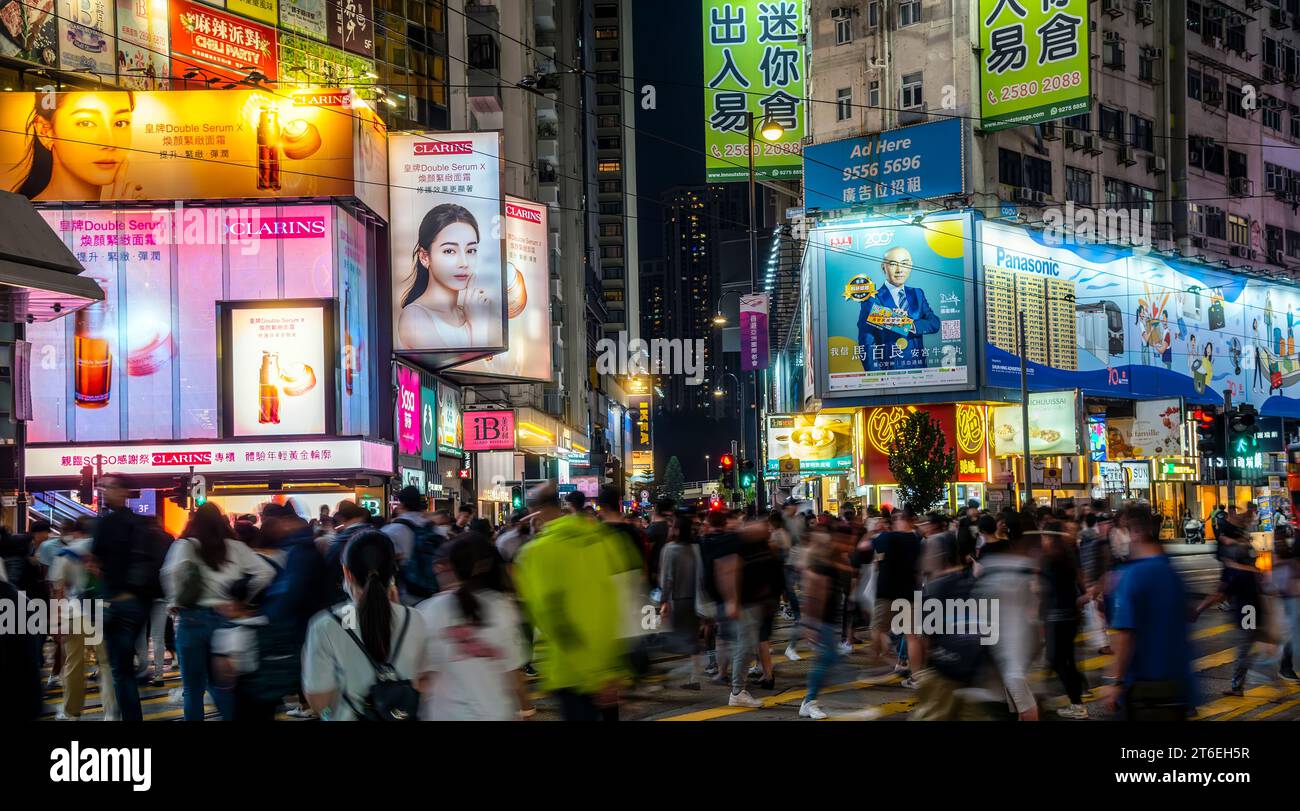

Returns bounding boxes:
[161,537,276,609]
[417,590,526,721]
[302,602,431,721]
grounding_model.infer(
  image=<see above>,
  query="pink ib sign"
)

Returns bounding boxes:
[463,410,516,451]
[397,366,421,455]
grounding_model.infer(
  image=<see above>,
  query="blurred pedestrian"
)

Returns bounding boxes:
[798,527,848,720]
[659,514,704,690]
[1039,521,1088,719]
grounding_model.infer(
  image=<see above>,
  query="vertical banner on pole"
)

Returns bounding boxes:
[12,339,31,422]
[740,293,770,372]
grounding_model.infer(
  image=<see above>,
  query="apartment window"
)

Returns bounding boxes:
[599,179,620,193]
[1100,106,1125,142]
[1000,148,1051,193]
[1288,229,1300,259]
[1103,37,1125,70]
[1104,178,1125,207]
[836,87,852,121]
[1205,207,1226,240]
[1187,1,1202,33]
[1138,51,1155,82]
[595,26,618,39]
[868,1,879,27]
[603,290,624,303]
[600,223,622,237]
[1228,149,1248,179]
[1130,115,1154,152]
[1264,104,1281,132]
[900,72,923,109]
[1228,214,1249,246]
[834,8,853,44]
[1264,36,1280,67]
[598,159,621,173]
[1267,225,1284,259]
[1226,23,1245,54]
[1202,74,1221,103]
[599,201,622,215]
[597,92,619,106]
[1200,142,1225,174]
[868,80,880,108]
[1266,162,1285,191]
[595,3,616,17]
[1187,68,1202,100]
[597,113,619,128]
[899,0,921,26]
[1292,106,1300,139]
[596,49,619,64]
[1227,85,1245,117]
[1066,167,1093,205]
[1064,111,1090,131]
[598,135,621,150]
[600,245,623,259]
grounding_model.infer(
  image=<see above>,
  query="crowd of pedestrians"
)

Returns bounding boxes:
[2,476,1298,722]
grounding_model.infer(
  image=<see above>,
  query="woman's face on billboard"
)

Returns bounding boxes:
[39,92,133,193]
[417,221,478,292]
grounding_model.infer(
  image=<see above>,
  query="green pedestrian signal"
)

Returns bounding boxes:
[511,485,524,510]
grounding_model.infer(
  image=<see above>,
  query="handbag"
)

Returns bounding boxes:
[331,608,420,722]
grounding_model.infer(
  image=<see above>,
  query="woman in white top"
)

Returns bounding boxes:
[417,532,530,720]
[303,530,431,720]
[162,502,275,721]
[396,203,494,351]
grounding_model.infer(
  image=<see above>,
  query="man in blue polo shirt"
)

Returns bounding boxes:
[1101,504,1197,720]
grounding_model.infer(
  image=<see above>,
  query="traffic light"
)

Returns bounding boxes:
[739,458,755,488]
[77,465,94,504]
[510,485,524,511]
[190,474,207,507]
[709,494,723,511]
[719,453,735,472]
[168,475,191,510]
[1229,403,1257,434]
[1193,406,1219,454]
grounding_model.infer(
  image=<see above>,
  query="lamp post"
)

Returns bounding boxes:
[705,454,711,482]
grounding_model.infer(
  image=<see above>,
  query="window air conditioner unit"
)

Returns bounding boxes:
[1271,249,1286,265]
[1117,144,1137,165]
[1041,120,1061,140]
[1230,177,1252,196]
[1136,1,1154,24]
[1084,133,1103,155]
[1066,128,1087,150]
[1149,155,1166,173]
[1203,89,1223,107]
[1192,235,1207,249]
[1271,9,1289,29]
[1102,0,1123,17]
[1103,30,1121,42]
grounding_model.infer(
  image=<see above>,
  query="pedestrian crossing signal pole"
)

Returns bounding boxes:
[1223,388,1232,507]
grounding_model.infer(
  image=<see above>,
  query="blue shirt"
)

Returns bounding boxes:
[1110,554,1197,706]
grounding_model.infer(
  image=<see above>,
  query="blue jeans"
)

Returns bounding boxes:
[103,596,147,722]
[806,622,843,702]
[783,565,801,622]
[730,606,762,693]
[1280,596,1298,674]
[176,607,233,721]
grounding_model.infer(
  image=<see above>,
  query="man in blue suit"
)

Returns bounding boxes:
[857,247,941,371]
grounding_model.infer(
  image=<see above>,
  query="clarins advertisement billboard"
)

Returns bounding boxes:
[221,299,332,438]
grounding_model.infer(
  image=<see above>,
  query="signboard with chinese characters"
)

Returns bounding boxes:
[326,0,371,57]
[388,132,507,359]
[228,0,275,25]
[279,0,326,40]
[990,390,1080,457]
[170,0,278,85]
[810,213,976,397]
[740,293,770,371]
[978,0,1090,130]
[115,0,169,90]
[702,0,804,182]
[25,438,394,477]
[396,365,420,455]
[861,404,986,484]
[463,410,516,452]
[222,300,331,438]
[802,118,965,210]
[59,0,117,75]
[1097,461,1125,492]
[278,32,375,98]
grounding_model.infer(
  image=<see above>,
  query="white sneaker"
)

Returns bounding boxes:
[784,644,802,662]
[55,710,77,721]
[901,676,919,689]
[728,690,763,708]
[167,687,184,703]
[46,675,61,689]
[799,700,828,720]
[1057,703,1089,720]
[747,665,763,677]
[286,705,317,719]
[837,642,854,655]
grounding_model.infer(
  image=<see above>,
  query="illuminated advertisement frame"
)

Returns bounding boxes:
[217,297,336,439]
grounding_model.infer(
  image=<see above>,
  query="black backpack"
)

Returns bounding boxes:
[331,608,419,722]
[923,571,986,684]
[395,517,442,600]
[125,519,171,602]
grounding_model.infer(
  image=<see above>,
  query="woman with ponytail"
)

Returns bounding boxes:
[417,532,531,720]
[303,531,431,721]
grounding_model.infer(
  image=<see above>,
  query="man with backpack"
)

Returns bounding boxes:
[383,486,442,605]
[323,500,373,605]
[91,474,167,722]
[910,531,979,719]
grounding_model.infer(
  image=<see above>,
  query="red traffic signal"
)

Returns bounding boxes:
[1192,407,1217,431]
[709,495,723,510]
[719,453,735,470]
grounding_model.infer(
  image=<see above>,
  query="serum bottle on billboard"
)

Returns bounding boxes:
[343,281,355,395]
[258,351,281,424]
[257,106,282,191]
[74,292,112,409]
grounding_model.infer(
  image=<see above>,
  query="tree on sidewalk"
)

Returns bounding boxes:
[660,456,685,503]
[887,410,955,515]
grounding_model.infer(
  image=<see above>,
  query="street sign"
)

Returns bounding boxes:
[1044,467,1061,489]
[778,458,800,474]
[778,472,800,488]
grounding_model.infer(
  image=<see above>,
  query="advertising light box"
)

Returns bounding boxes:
[766,412,853,473]
[463,410,515,451]
[0,88,387,208]
[169,0,277,85]
[388,132,506,361]
[436,381,463,457]
[25,438,393,477]
[221,299,332,438]
[980,220,1300,417]
[978,0,1090,130]
[810,213,976,398]
[990,390,1080,457]
[396,365,420,455]
[59,0,117,76]
[116,0,170,90]
[25,203,373,444]
[802,118,965,210]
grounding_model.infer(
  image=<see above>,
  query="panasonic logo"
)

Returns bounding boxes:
[995,247,1060,276]
[50,742,151,792]
[413,140,473,155]
[505,203,543,223]
[225,218,326,239]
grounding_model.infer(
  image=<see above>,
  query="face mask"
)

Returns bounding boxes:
[1110,527,1131,558]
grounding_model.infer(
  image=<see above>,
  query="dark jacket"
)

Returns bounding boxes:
[263,526,332,643]
[91,507,138,598]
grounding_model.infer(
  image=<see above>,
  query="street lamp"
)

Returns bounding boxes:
[744,111,782,512]
[705,454,711,481]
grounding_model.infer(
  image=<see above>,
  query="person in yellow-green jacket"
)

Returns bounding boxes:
[514,481,641,721]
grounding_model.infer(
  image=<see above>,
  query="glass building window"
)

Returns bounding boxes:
[836,87,852,121]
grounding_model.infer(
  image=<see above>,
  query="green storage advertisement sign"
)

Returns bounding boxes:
[978,0,1090,130]
[702,0,804,183]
